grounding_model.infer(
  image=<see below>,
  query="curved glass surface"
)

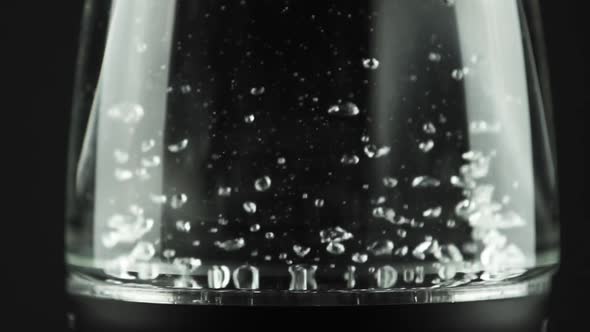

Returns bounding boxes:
[66,0,559,305]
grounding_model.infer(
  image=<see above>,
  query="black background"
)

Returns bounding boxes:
[4,1,588,331]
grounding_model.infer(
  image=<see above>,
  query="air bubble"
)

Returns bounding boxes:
[170,193,188,209]
[326,242,345,255]
[250,87,265,96]
[244,114,255,123]
[254,176,272,192]
[418,140,435,152]
[352,252,368,263]
[367,240,394,256]
[362,57,380,70]
[340,154,360,165]
[243,201,257,214]
[214,238,246,251]
[168,139,189,153]
[328,102,360,117]
[106,103,144,124]
[383,177,398,188]
[412,176,441,188]
[217,186,232,197]
[293,244,311,257]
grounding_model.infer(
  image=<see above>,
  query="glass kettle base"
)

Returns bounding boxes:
[67,266,554,306]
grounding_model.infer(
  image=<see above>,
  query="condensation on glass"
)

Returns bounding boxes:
[66,0,559,305]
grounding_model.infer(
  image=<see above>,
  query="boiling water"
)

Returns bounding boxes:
[66,0,558,305]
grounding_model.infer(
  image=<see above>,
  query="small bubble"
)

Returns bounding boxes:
[141,139,156,152]
[107,103,144,124]
[114,168,134,181]
[180,84,192,94]
[136,42,148,53]
[130,241,156,261]
[214,238,246,251]
[361,135,370,143]
[412,176,441,188]
[163,249,176,259]
[327,242,345,255]
[254,176,272,192]
[168,139,189,153]
[293,244,311,257]
[423,122,437,134]
[397,229,407,238]
[149,194,167,204]
[447,219,456,228]
[217,217,229,226]
[170,193,188,209]
[428,52,442,62]
[175,220,191,233]
[173,257,202,273]
[451,68,465,81]
[327,102,360,117]
[243,201,257,214]
[250,86,265,96]
[418,140,435,152]
[340,154,360,165]
[277,157,286,165]
[265,232,275,240]
[367,240,394,256]
[352,252,368,263]
[362,57,380,70]
[423,206,442,218]
[217,186,232,197]
[244,114,255,123]
[141,155,161,168]
[113,149,129,163]
[249,224,261,232]
[383,177,399,188]
[364,145,391,158]
[372,207,385,218]
[314,198,325,208]
[394,246,409,256]
[320,226,353,243]
[192,240,201,246]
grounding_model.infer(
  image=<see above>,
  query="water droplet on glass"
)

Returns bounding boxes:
[113,149,129,163]
[243,201,257,214]
[254,176,272,191]
[265,232,275,240]
[320,226,353,243]
[170,193,188,209]
[250,87,265,96]
[214,238,246,251]
[293,244,311,257]
[451,68,465,81]
[232,265,260,289]
[423,206,442,218]
[362,57,380,70]
[326,242,345,255]
[107,103,145,124]
[412,176,441,188]
[244,114,255,123]
[418,140,435,152]
[341,154,360,165]
[114,168,133,181]
[208,265,231,289]
[383,177,399,188]
[327,102,360,117]
[314,198,325,208]
[428,52,442,62]
[168,139,189,153]
[352,252,368,263]
[175,220,191,233]
[367,240,394,256]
